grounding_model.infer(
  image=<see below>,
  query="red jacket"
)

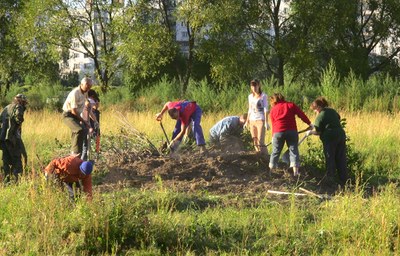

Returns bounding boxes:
[270,101,311,134]
[44,155,92,199]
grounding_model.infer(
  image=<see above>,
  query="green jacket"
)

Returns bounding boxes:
[314,107,345,143]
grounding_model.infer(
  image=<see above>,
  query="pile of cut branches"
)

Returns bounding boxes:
[100,112,160,164]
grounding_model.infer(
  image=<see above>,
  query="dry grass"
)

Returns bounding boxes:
[18,110,400,168]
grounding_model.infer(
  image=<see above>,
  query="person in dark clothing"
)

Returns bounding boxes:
[307,96,348,185]
[0,94,28,182]
[81,89,100,160]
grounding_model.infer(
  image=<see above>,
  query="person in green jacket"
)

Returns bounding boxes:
[307,97,348,185]
[0,94,28,183]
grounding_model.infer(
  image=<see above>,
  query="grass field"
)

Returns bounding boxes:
[0,110,398,255]
[22,110,400,174]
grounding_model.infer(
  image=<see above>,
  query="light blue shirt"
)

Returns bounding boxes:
[209,116,242,143]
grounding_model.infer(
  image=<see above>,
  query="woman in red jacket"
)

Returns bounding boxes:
[269,93,313,176]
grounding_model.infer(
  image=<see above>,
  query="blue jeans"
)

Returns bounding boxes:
[172,106,206,146]
[269,130,299,168]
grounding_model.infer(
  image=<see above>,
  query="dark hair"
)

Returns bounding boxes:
[250,79,262,95]
[88,89,100,102]
[269,93,285,105]
[168,108,178,118]
[311,96,329,110]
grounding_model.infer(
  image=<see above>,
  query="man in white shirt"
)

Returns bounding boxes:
[62,77,93,156]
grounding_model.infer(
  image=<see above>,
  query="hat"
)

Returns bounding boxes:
[15,94,28,102]
[80,161,93,175]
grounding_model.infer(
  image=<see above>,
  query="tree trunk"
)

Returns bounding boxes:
[182,22,194,94]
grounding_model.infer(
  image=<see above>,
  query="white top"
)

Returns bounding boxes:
[62,86,87,114]
[247,93,268,121]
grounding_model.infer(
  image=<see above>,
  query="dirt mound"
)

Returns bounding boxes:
[97,148,338,201]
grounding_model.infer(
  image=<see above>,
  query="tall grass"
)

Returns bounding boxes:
[0,109,398,254]
[18,109,400,184]
[0,177,399,254]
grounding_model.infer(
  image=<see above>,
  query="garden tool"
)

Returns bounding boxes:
[160,121,176,152]
[159,121,170,145]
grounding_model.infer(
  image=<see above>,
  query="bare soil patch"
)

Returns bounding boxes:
[96,148,338,201]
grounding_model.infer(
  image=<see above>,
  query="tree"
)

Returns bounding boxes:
[15,0,128,91]
[0,0,27,93]
[291,0,400,81]
[190,0,259,86]
[114,0,176,91]
[184,0,295,86]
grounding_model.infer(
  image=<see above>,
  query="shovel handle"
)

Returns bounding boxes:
[298,127,310,134]
[159,121,170,145]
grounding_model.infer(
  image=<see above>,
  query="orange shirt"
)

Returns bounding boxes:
[44,155,92,199]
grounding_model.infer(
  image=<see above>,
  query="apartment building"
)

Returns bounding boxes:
[59,0,123,81]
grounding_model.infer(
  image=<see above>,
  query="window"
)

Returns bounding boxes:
[73,42,80,48]
[72,52,79,58]
[84,53,90,58]
[283,8,288,14]
[73,64,80,70]
[84,63,93,69]
[181,32,188,38]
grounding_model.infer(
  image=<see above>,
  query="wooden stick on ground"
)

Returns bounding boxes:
[299,187,330,199]
[267,190,307,196]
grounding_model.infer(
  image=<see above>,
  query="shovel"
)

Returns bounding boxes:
[159,121,170,145]
[281,132,309,165]
[160,121,176,152]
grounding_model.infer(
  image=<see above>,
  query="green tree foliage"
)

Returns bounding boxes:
[291,0,400,81]
[114,0,176,90]
[0,0,55,93]
[15,0,127,91]
[192,0,259,86]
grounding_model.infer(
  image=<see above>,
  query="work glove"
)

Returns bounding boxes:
[265,122,270,131]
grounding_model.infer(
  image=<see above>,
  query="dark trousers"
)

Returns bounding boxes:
[2,140,23,183]
[323,135,348,183]
[63,112,87,155]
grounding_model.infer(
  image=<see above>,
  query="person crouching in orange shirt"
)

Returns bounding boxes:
[44,154,93,201]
